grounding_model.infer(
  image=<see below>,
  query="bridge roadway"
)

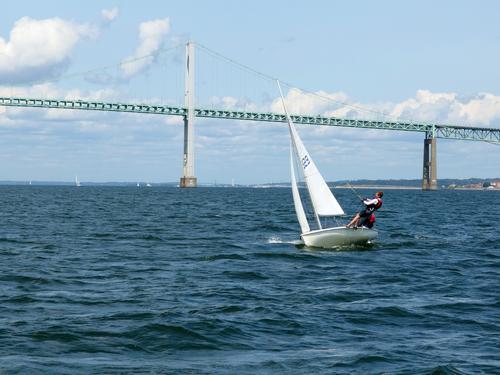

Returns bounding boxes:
[1,96,499,143]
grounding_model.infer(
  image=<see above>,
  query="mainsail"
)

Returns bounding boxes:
[288,123,344,217]
[290,145,310,233]
[278,82,345,219]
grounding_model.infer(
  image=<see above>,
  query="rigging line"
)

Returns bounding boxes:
[197,43,278,85]
[346,181,364,201]
[195,42,426,125]
[10,45,184,88]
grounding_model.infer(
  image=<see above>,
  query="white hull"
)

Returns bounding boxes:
[301,226,377,248]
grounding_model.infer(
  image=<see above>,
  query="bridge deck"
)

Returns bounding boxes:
[1,96,499,142]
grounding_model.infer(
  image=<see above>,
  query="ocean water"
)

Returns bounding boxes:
[0,186,498,374]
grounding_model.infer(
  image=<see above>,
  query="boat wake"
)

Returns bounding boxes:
[266,236,303,246]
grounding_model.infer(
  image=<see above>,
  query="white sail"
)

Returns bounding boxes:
[278,82,345,217]
[290,144,310,233]
[288,124,344,216]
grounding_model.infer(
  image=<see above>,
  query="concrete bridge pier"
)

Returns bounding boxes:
[422,132,437,190]
[180,41,197,188]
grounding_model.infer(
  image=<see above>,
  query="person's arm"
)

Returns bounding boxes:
[363,198,378,206]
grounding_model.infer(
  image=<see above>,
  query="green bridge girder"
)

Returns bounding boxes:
[1,96,499,143]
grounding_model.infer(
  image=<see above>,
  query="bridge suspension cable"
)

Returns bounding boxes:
[2,44,186,107]
[195,43,427,126]
[6,45,184,88]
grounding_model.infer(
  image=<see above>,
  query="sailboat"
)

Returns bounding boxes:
[278,82,377,248]
[75,175,81,187]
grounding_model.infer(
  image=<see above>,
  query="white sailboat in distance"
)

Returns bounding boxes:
[75,175,81,187]
[278,81,377,248]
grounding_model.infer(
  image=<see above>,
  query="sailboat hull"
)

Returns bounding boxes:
[301,226,377,248]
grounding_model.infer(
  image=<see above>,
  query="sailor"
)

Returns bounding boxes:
[360,213,376,229]
[346,191,383,228]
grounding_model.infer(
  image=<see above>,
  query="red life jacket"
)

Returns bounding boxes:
[366,197,383,211]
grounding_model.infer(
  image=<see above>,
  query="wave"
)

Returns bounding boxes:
[429,364,467,375]
[203,253,248,261]
[0,187,498,374]
[266,236,302,245]
[222,270,268,280]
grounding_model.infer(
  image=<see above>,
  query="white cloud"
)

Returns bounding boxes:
[206,95,259,112]
[0,17,95,84]
[101,8,119,23]
[452,93,500,126]
[270,87,349,115]
[165,116,182,126]
[0,82,118,104]
[265,87,500,128]
[121,18,170,79]
[388,90,500,126]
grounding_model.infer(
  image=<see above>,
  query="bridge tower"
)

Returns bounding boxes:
[422,129,437,190]
[180,42,197,188]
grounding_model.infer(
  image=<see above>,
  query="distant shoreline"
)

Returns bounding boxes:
[1,183,498,191]
[0,177,499,190]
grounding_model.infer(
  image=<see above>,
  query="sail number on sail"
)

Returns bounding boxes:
[302,155,311,170]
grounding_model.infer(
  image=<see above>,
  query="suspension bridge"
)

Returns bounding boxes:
[1,42,499,189]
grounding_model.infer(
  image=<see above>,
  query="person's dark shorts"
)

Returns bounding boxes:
[358,208,373,217]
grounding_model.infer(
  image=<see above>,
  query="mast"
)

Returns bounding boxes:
[278,80,342,227]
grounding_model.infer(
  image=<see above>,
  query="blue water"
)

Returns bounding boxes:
[0,186,498,374]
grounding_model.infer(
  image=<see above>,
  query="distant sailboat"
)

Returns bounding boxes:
[75,176,81,187]
[278,82,377,248]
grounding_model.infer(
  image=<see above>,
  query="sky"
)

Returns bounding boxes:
[0,0,499,184]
